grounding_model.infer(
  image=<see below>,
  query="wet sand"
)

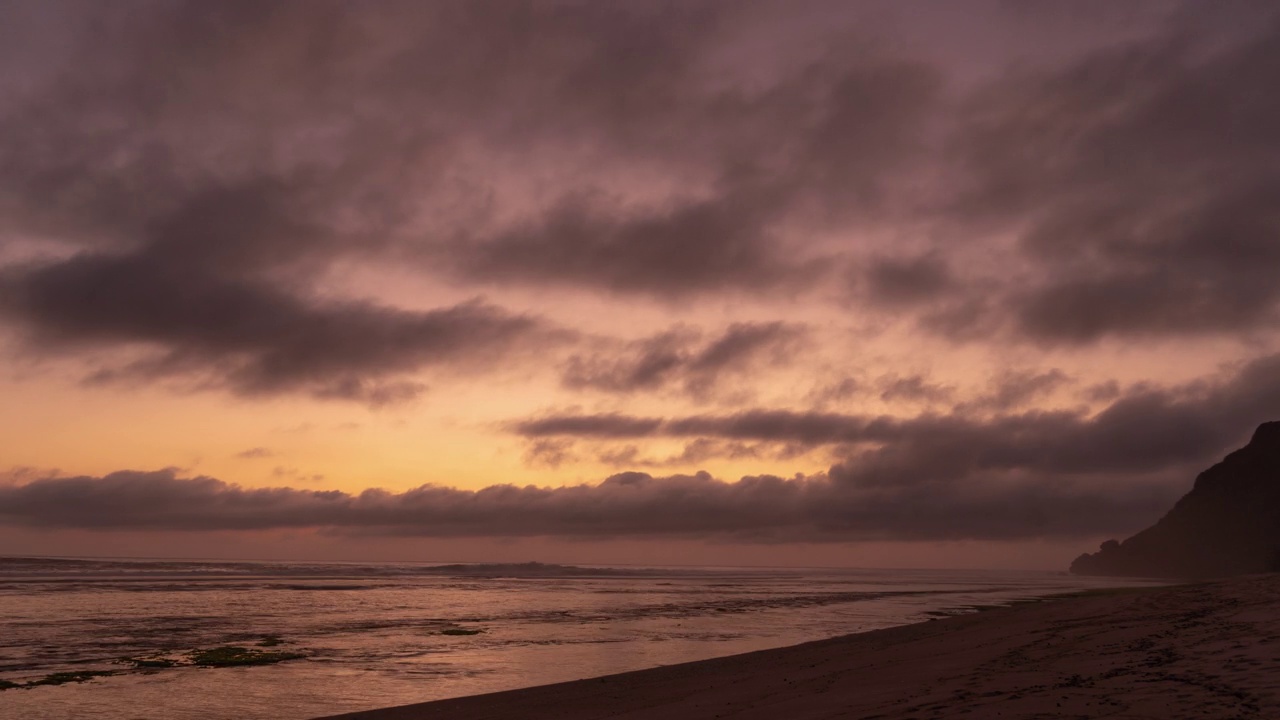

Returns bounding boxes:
[316,574,1280,720]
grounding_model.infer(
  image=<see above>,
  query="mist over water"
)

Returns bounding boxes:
[0,556,1153,719]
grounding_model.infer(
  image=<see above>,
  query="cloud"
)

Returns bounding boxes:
[536,437,803,472]
[578,437,809,470]
[562,322,806,400]
[515,413,666,439]
[944,9,1280,343]
[271,466,325,484]
[0,466,1177,542]
[436,23,943,297]
[447,190,815,297]
[960,369,1071,412]
[512,353,1280,477]
[877,373,954,405]
[235,447,274,460]
[522,439,578,470]
[0,0,946,305]
[0,1,1277,558]
[0,7,575,407]
[0,0,953,406]
[0,239,546,403]
[2,2,1275,369]
[804,377,863,410]
[860,253,955,308]
[3,352,1275,544]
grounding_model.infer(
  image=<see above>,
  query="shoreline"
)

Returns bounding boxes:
[315,574,1278,720]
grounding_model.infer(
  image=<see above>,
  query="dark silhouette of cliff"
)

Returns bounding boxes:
[1071,421,1280,578]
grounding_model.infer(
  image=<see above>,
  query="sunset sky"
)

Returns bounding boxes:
[1,0,1278,569]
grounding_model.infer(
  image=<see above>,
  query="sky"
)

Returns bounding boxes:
[1,0,1278,570]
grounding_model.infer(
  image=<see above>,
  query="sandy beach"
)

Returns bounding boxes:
[317,574,1279,720]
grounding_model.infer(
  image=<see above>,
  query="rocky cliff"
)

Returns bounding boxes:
[1071,421,1280,578]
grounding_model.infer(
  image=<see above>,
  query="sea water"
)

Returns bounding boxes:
[0,556,1154,719]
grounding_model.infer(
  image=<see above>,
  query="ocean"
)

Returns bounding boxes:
[0,556,1154,719]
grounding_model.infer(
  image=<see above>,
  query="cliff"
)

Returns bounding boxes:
[1071,421,1280,578]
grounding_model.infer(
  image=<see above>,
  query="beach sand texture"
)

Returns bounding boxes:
[318,574,1279,720]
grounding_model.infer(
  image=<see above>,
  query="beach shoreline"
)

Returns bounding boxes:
[315,574,1279,720]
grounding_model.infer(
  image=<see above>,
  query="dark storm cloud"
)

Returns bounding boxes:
[1,3,591,399]
[2,0,1278,406]
[948,8,1280,343]
[448,44,942,296]
[0,466,1175,542]
[0,4,391,252]
[0,236,544,403]
[0,0,953,401]
[450,190,809,297]
[860,254,955,308]
[0,1,944,291]
[562,322,806,399]
[513,353,1280,476]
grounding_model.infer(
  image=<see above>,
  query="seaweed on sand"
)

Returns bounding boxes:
[189,646,305,667]
[125,657,176,669]
[23,671,115,687]
[439,628,484,636]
